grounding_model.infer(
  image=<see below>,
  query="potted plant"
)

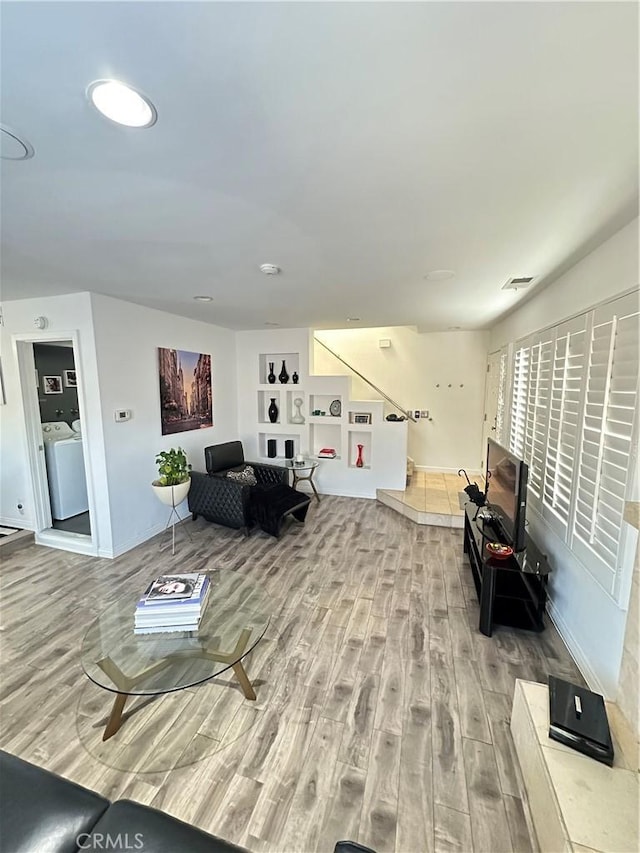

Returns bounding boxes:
[151,447,192,507]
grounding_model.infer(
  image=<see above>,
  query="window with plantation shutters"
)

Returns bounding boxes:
[542,316,588,536]
[572,292,639,594]
[507,290,639,600]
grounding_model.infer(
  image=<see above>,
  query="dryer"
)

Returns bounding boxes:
[42,422,89,520]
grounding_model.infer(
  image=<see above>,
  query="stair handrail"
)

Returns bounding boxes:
[313,337,417,423]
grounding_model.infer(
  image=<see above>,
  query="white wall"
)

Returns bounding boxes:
[488,219,640,697]
[490,218,639,349]
[0,292,238,558]
[313,326,490,472]
[0,293,113,552]
[90,294,238,556]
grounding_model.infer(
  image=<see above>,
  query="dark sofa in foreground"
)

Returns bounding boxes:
[0,750,375,853]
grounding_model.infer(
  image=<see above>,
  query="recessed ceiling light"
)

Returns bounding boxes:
[0,124,34,160]
[347,317,361,322]
[193,295,213,302]
[425,269,456,281]
[264,322,280,327]
[87,80,157,128]
[448,325,461,330]
[259,264,281,275]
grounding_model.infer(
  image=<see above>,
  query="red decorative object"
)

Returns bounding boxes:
[355,443,364,468]
[486,542,514,559]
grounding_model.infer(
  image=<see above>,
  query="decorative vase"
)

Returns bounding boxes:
[355,444,364,468]
[268,398,279,423]
[291,397,305,424]
[267,362,276,384]
[279,360,289,384]
[292,371,299,384]
[267,439,277,458]
[151,479,191,507]
[284,439,295,459]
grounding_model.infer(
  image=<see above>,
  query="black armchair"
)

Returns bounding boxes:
[188,441,287,533]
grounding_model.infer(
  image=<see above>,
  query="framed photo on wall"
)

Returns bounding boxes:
[64,369,77,387]
[43,375,63,394]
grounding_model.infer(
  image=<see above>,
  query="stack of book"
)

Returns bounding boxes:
[134,572,210,634]
[317,447,337,458]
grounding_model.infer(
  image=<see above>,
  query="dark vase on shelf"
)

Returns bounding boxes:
[268,398,279,423]
[284,439,295,459]
[292,371,299,384]
[355,444,364,468]
[267,362,276,384]
[279,360,289,384]
[267,439,277,458]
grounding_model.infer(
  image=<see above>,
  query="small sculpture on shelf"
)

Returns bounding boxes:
[292,371,299,384]
[268,398,279,423]
[291,397,305,424]
[267,362,276,384]
[278,360,290,384]
[355,444,364,468]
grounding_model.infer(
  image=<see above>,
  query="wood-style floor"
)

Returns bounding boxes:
[0,496,584,853]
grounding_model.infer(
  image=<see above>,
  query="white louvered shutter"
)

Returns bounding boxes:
[524,333,554,505]
[495,349,509,446]
[510,341,530,459]
[542,315,588,537]
[572,292,639,595]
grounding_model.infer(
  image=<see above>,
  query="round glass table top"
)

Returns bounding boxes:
[285,458,319,471]
[81,570,270,695]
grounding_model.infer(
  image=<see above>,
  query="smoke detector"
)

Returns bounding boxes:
[259,264,280,276]
[502,276,536,291]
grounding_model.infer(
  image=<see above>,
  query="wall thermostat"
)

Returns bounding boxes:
[114,409,131,422]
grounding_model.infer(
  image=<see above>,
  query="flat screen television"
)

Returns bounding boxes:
[486,438,528,551]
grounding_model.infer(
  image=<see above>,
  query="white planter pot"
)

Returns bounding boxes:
[151,479,191,508]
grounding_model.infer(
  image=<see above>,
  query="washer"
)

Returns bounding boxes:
[42,422,89,520]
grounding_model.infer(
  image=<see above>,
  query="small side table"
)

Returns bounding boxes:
[285,458,321,503]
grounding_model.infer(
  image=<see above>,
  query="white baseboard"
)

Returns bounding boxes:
[109,519,176,558]
[0,515,32,530]
[415,465,483,476]
[546,597,605,696]
[35,529,97,557]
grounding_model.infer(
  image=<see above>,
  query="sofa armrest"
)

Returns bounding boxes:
[250,462,288,487]
[188,470,250,529]
[87,800,248,853]
[0,750,110,853]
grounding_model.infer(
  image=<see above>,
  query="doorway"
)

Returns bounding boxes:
[14,334,96,555]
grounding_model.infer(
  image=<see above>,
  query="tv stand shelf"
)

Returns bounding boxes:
[463,503,550,637]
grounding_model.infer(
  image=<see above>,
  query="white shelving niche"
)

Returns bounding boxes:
[236,328,407,498]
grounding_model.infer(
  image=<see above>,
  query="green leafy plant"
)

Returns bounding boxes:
[154,447,191,486]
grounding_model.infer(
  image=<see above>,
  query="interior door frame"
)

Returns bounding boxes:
[12,330,98,556]
[481,349,502,467]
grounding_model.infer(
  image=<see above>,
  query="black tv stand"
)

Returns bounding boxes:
[463,502,550,637]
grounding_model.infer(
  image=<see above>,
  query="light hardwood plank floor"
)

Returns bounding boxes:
[0,496,584,852]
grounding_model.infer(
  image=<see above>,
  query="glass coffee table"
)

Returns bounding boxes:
[81,570,269,741]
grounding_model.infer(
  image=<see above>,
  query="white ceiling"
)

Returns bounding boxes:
[1,2,637,331]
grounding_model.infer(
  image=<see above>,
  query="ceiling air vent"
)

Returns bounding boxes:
[502,276,536,291]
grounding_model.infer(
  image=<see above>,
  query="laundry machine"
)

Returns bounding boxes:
[41,422,89,520]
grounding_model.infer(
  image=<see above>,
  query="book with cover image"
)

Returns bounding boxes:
[144,572,203,602]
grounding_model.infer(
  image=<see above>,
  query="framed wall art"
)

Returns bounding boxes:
[43,375,63,394]
[158,348,212,435]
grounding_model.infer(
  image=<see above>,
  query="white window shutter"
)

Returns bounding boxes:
[572,292,639,595]
[542,315,589,537]
[510,341,530,459]
[495,349,509,445]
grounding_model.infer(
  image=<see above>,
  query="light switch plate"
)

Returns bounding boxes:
[114,409,131,422]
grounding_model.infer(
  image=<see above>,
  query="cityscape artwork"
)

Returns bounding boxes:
[158,348,212,435]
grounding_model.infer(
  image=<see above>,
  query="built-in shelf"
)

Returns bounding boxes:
[258,353,300,385]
